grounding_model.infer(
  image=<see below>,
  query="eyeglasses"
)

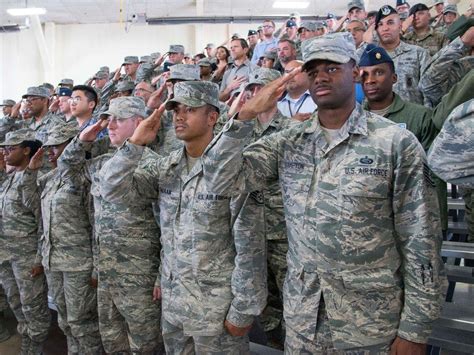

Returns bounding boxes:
[68,97,82,104]
[262,25,274,29]
[22,97,43,104]
[347,27,365,33]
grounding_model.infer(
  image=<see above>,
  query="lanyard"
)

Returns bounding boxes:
[287,93,309,117]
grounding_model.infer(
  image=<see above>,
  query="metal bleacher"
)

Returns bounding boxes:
[428,185,473,354]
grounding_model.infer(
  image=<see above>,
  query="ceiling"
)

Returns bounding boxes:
[0,0,398,25]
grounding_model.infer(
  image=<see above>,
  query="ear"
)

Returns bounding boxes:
[23,146,31,158]
[392,73,398,84]
[88,100,95,110]
[208,110,218,127]
[352,64,360,82]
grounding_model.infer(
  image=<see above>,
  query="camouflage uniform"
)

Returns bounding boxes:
[403,28,448,56]
[428,99,474,189]
[0,129,51,353]
[99,82,267,354]
[26,124,102,354]
[204,34,445,352]
[419,36,474,108]
[58,97,162,354]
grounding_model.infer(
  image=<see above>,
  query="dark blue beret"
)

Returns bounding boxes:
[375,5,398,28]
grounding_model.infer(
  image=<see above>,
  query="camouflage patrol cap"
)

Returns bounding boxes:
[123,56,139,65]
[431,0,443,6]
[0,99,15,107]
[301,32,358,69]
[94,71,108,80]
[0,128,38,146]
[298,21,319,33]
[169,45,185,54]
[262,50,278,61]
[42,83,55,91]
[443,4,458,14]
[165,81,220,112]
[198,58,212,67]
[100,66,110,73]
[59,78,74,86]
[139,55,152,63]
[115,80,135,92]
[348,0,365,11]
[22,86,50,99]
[167,64,201,82]
[245,68,281,90]
[205,43,215,49]
[150,52,161,61]
[44,123,79,146]
[101,96,147,120]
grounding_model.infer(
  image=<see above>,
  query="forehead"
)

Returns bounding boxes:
[72,90,86,97]
[347,21,363,28]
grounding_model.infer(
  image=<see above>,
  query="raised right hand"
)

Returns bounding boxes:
[129,104,165,146]
[28,147,44,171]
[79,119,108,142]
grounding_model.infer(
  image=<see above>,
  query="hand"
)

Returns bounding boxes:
[293,112,312,122]
[129,104,165,146]
[224,320,252,337]
[227,89,248,117]
[90,278,98,288]
[48,98,60,112]
[461,26,474,47]
[31,265,44,277]
[401,15,414,34]
[28,147,44,170]
[155,53,168,67]
[79,119,108,142]
[10,101,21,118]
[363,23,375,43]
[227,76,247,92]
[390,337,426,355]
[113,66,122,81]
[0,151,5,171]
[153,286,161,301]
[147,84,167,109]
[239,67,301,120]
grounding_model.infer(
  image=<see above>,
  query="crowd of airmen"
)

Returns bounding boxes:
[0,0,473,354]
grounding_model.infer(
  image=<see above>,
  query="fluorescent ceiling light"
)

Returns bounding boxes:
[7,8,46,16]
[273,1,309,8]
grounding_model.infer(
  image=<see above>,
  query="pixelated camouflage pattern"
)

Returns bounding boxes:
[428,98,474,188]
[43,122,79,146]
[115,80,135,93]
[165,81,220,112]
[122,56,139,64]
[301,32,358,67]
[419,37,474,107]
[245,68,281,90]
[102,96,147,119]
[99,142,267,337]
[167,64,200,82]
[22,86,50,99]
[203,104,445,349]
[0,128,37,146]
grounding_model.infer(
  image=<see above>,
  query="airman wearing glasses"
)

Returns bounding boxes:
[346,19,367,48]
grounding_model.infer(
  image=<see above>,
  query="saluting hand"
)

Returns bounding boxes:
[239,67,301,120]
[79,119,108,142]
[28,147,44,171]
[153,286,161,301]
[31,265,44,277]
[129,104,165,146]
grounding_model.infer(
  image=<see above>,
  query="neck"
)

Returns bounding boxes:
[76,113,93,127]
[264,34,273,40]
[382,38,400,51]
[233,56,246,66]
[185,132,213,158]
[318,99,356,129]
[15,161,29,172]
[64,112,73,120]
[288,87,307,100]
[368,92,394,111]
[257,106,277,125]
[201,74,212,81]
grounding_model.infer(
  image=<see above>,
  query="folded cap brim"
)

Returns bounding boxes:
[302,53,351,70]
[43,137,71,146]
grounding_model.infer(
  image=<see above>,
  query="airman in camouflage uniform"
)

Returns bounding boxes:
[241,68,292,349]
[58,97,162,354]
[99,81,267,354]
[0,129,51,354]
[360,6,431,106]
[203,33,445,353]
[24,122,102,355]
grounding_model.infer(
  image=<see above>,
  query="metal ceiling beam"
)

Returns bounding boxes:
[147,15,321,25]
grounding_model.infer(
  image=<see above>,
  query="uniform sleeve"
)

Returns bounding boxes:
[21,168,43,266]
[428,99,474,189]
[58,136,94,181]
[226,192,267,327]
[419,37,471,107]
[392,129,446,343]
[204,118,280,196]
[99,79,117,108]
[99,141,163,205]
